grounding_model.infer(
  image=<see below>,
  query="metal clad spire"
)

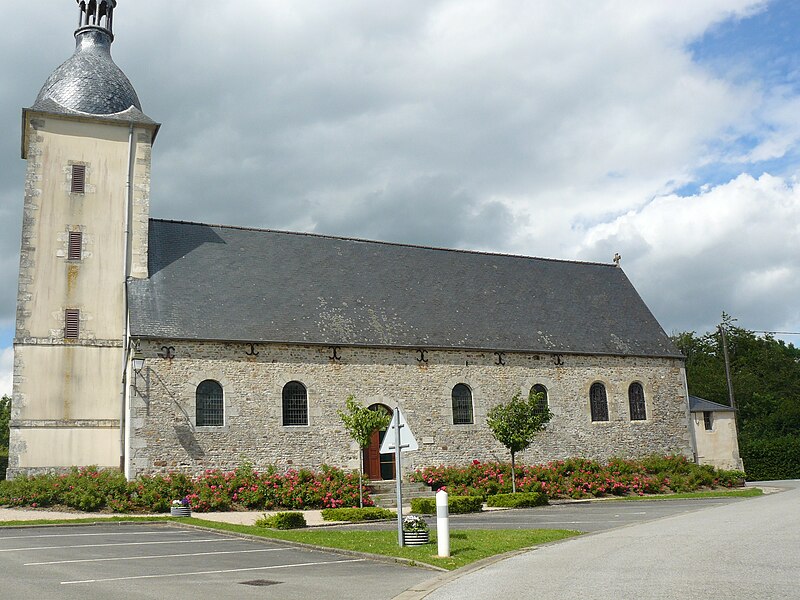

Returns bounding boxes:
[32,1,142,116]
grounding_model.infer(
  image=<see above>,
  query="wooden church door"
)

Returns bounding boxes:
[364,405,395,480]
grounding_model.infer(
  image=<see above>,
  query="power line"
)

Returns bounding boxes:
[752,330,800,336]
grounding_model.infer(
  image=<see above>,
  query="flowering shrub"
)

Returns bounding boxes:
[58,467,129,511]
[402,514,429,533]
[410,455,745,500]
[0,464,372,513]
[126,471,193,512]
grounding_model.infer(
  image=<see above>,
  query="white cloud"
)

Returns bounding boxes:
[576,172,800,336]
[0,347,12,398]
[0,0,797,344]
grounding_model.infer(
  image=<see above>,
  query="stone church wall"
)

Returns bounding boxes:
[129,339,692,478]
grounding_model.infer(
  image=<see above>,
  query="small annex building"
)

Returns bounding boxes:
[10,1,699,480]
[688,396,743,471]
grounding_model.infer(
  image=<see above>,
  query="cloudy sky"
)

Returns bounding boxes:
[1,0,799,396]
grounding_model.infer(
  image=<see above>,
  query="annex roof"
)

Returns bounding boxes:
[689,396,736,412]
[128,219,682,358]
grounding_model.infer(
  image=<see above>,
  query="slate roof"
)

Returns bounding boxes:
[34,28,145,118]
[127,219,682,358]
[689,396,736,412]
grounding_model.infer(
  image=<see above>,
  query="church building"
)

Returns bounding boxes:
[9,1,705,481]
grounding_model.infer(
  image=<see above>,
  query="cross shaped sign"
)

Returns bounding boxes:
[379,407,419,453]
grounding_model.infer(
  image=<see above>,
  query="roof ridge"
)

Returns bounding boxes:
[149,217,617,268]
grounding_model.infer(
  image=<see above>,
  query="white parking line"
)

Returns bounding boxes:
[0,530,191,541]
[464,520,620,525]
[26,547,286,566]
[0,538,235,553]
[61,558,366,585]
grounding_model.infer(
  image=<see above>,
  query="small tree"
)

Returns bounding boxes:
[338,396,392,507]
[486,389,551,492]
[0,396,10,450]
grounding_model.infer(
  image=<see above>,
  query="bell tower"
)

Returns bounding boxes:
[9,1,159,477]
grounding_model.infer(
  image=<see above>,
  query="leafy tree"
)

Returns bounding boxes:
[337,396,391,507]
[486,389,551,492]
[673,320,800,441]
[0,395,10,450]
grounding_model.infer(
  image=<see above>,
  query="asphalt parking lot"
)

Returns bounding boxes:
[330,495,751,533]
[0,494,760,600]
[0,523,431,600]
[448,496,751,531]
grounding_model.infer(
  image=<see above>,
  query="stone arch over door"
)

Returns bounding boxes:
[364,404,395,481]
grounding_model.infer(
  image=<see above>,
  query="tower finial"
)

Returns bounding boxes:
[76,1,117,36]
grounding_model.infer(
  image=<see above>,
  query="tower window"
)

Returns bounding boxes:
[68,231,83,261]
[64,309,80,339]
[71,165,86,194]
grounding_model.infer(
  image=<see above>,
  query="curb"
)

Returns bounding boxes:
[389,533,581,600]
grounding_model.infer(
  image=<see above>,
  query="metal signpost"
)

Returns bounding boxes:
[379,406,418,546]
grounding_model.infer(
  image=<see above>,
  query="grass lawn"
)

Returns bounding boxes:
[602,488,763,501]
[182,519,580,570]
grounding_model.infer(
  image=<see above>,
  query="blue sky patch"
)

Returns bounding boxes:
[0,326,13,350]
[691,0,800,93]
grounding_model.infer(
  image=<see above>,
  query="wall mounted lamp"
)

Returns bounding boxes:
[132,349,145,374]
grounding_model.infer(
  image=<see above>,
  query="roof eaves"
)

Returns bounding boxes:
[128,332,684,360]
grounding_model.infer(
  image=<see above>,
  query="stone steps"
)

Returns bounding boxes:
[367,480,433,508]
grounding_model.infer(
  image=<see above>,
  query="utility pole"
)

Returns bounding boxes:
[718,324,736,411]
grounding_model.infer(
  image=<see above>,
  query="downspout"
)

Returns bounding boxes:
[120,123,135,477]
[682,365,698,463]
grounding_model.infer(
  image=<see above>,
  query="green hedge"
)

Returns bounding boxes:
[410,495,483,515]
[321,507,395,522]
[255,511,307,529]
[0,450,7,481]
[740,436,800,481]
[486,492,548,508]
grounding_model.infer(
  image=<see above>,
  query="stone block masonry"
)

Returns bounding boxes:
[129,339,692,478]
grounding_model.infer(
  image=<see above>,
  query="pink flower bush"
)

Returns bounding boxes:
[0,464,373,513]
[410,455,744,500]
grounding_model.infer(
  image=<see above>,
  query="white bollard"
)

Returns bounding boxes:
[436,489,450,557]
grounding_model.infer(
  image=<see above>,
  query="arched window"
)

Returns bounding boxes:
[282,381,308,426]
[452,384,474,425]
[590,382,609,422]
[531,384,549,416]
[629,382,647,421]
[196,380,224,427]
